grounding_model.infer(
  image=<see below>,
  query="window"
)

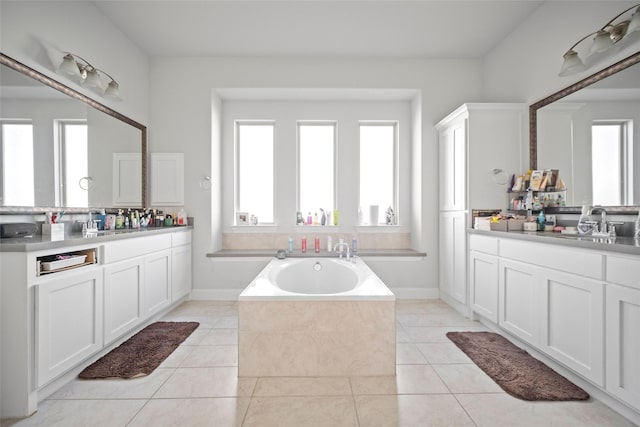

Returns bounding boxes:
[298,122,335,222]
[57,121,89,207]
[235,122,274,223]
[592,121,632,205]
[1,121,35,206]
[359,122,397,224]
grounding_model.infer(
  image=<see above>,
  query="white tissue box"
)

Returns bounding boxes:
[42,223,65,240]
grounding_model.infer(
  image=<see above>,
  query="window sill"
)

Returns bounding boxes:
[356,225,405,233]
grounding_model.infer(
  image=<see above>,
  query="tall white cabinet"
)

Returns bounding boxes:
[436,103,526,312]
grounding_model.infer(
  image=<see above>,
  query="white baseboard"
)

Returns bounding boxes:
[190,289,242,300]
[189,287,438,301]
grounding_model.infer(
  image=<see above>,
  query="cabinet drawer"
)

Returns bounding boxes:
[469,234,498,255]
[103,234,172,264]
[499,238,603,279]
[172,230,192,247]
[606,255,640,290]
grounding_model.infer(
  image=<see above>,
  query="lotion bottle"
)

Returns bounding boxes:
[301,236,307,253]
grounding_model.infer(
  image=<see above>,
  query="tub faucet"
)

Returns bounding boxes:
[334,242,350,260]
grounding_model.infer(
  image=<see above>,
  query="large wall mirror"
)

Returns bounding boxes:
[530,51,640,210]
[0,53,147,212]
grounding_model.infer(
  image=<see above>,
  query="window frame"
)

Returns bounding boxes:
[0,119,35,207]
[55,119,89,207]
[358,120,399,225]
[296,121,338,220]
[234,120,276,225]
[591,120,633,205]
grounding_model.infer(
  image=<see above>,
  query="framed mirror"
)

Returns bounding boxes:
[530,51,640,211]
[0,53,147,212]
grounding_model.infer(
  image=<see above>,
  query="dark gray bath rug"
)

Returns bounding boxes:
[79,321,199,379]
[446,331,589,401]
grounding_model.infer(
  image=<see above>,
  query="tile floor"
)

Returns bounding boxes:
[2,299,635,427]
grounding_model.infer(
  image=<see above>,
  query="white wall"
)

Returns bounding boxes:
[150,57,483,295]
[483,1,640,104]
[0,1,150,124]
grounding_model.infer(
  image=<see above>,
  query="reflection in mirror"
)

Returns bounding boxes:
[531,51,640,208]
[0,54,146,211]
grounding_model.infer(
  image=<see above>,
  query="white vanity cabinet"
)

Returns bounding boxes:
[471,233,606,387]
[171,231,192,302]
[35,267,104,388]
[605,254,640,410]
[103,233,172,344]
[0,228,192,418]
[498,257,542,347]
[103,257,145,344]
[469,234,499,322]
[145,249,172,316]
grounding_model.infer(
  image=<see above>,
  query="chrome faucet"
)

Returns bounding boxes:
[334,242,350,260]
[588,206,608,235]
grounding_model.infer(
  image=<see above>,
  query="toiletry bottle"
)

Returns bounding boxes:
[333,209,339,226]
[351,236,358,253]
[99,209,107,231]
[537,210,545,231]
[116,209,124,229]
[287,237,294,253]
[307,213,312,225]
[301,236,307,253]
[320,209,326,225]
[313,213,319,225]
[314,237,320,253]
[327,236,333,252]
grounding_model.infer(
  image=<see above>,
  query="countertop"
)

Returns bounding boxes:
[469,228,640,256]
[0,225,192,252]
[207,248,427,258]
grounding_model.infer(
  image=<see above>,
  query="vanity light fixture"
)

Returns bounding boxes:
[559,3,640,76]
[57,52,121,100]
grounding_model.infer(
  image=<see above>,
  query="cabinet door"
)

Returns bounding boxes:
[36,269,103,387]
[606,284,640,410]
[439,120,466,211]
[439,211,467,304]
[112,153,142,206]
[172,244,192,302]
[469,250,499,323]
[104,258,144,344]
[145,249,172,316]
[539,270,604,386]
[150,153,184,206]
[498,258,541,346]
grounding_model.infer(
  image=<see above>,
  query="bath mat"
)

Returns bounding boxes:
[79,321,199,380]
[446,331,589,401]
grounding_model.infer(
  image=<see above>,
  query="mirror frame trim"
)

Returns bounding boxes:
[529,51,640,171]
[0,52,147,212]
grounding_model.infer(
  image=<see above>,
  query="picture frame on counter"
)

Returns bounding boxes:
[236,212,249,225]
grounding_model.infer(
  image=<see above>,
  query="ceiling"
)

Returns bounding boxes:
[92,0,543,58]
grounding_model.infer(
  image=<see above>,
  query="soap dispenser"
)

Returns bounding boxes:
[634,210,640,239]
[577,204,594,235]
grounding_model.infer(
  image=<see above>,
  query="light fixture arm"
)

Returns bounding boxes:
[599,3,640,30]
[57,51,121,99]
[559,3,640,76]
[564,31,600,53]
